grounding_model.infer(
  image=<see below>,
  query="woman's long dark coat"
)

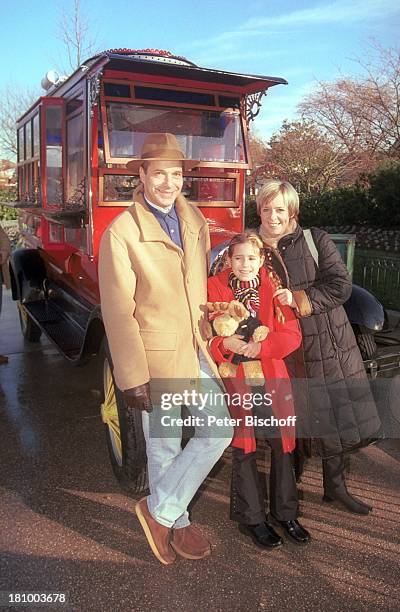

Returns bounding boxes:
[263,224,381,457]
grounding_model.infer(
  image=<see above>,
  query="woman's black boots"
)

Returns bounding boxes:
[322,454,372,515]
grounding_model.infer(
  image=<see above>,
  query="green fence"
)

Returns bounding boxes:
[353,251,400,310]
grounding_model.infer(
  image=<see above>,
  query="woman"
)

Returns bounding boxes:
[256,179,381,515]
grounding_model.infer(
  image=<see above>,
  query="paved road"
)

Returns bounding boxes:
[0,290,399,611]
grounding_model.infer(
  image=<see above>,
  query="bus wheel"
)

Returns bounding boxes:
[354,325,377,360]
[100,340,148,494]
[17,301,42,342]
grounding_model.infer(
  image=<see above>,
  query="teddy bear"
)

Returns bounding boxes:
[207,300,269,386]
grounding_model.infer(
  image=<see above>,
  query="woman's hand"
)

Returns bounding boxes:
[236,341,261,359]
[222,334,246,353]
[273,288,295,308]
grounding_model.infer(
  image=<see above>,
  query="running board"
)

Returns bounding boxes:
[24,300,85,359]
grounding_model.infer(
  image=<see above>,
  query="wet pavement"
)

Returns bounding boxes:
[0,289,399,612]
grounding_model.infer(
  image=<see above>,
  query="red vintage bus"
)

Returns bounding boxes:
[8,48,286,491]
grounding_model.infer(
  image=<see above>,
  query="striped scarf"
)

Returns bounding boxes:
[228,272,260,317]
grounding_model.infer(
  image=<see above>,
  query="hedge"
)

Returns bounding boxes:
[247,161,400,229]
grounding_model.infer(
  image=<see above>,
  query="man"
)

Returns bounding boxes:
[0,225,11,365]
[99,133,233,565]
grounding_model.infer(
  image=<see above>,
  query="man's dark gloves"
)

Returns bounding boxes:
[123,382,152,413]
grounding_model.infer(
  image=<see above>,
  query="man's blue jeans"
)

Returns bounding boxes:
[142,352,233,528]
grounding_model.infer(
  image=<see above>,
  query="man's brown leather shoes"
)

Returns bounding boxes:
[170,524,211,560]
[135,497,176,565]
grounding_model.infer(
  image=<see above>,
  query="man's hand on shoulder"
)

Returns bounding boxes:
[124,383,152,412]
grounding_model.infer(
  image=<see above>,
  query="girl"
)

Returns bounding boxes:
[208,232,311,548]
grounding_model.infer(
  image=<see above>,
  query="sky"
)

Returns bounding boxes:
[0,0,399,142]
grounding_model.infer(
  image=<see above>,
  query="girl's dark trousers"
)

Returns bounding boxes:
[230,434,299,524]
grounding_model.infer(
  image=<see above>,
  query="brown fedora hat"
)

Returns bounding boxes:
[126,133,199,173]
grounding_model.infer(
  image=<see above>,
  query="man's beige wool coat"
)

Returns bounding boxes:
[98,189,218,391]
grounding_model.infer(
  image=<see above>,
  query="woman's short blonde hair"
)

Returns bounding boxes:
[256,180,300,219]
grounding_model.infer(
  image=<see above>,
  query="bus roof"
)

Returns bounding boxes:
[17,49,287,122]
[100,49,287,93]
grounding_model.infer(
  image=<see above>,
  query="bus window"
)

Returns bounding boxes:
[18,126,25,163]
[45,106,63,205]
[66,113,84,204]
[25,120,32,160]
[104,103,246,164]
[33,113,40,158]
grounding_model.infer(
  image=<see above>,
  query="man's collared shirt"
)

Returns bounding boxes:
[144,197,183,250]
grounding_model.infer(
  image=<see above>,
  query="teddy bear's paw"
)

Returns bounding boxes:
[253,325,270,342]
[242,360,264,386]
[219,362,238,378]
[203,320,213,340]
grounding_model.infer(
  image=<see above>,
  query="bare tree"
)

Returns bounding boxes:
[247,131,284,193]
[0,2,99,160]
[266,120,359,194]
[359,44,400,157]
[0,85,39,159]
[299,44,400,163]
[248,132,269,168]
[248,122,358,194]
[58,0,99,72]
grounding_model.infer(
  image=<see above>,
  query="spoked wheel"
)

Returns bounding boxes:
[17,301,42,342]
[100,340,148,494]
[102,357,123,468]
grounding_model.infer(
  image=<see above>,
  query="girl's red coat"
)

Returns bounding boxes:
[207,267,302,453]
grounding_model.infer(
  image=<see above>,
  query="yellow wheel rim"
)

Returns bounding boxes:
[17,301,28,327]
[101,358,123,466]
